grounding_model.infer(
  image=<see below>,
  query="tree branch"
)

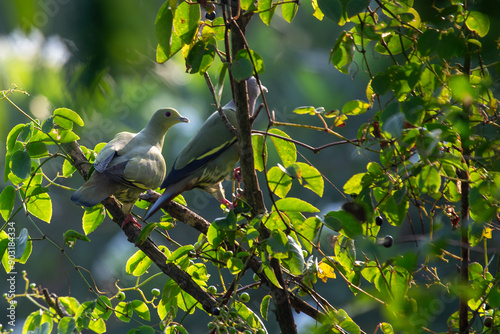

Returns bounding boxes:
[62,142,218,314]
[228,6,297,334]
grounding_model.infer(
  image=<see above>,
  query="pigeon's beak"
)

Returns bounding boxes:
[177,116,190,123]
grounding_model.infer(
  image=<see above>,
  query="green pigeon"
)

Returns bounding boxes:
[143,77,265,221]
[71,108,189,226]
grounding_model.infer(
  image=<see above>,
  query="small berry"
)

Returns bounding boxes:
[205,11,216,20]
[208,285,217,294]
[117,292,126,301]
[208,322,216,329]
[253,273,260,282]
[151,288,161,296]
[383,235,394,248]
[484,316,493,328]
[240,292,250,303]
[29,283,37,289]
[212,307,220,316]
[375,216,383,226]
[298,289,307,297]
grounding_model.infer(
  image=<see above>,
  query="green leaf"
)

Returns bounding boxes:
[296,162,324,197]
[342,100,369,115]
[27,142,49,158]
[317,0,342,22]
[269,128,296,166]
[260,295,271,321]
[385,188,408,226]
[20,122,34,142]
[115,302,133,322]
[82,205,106,234]
[311,0,324,20]
[56,129,80,143]
[95,296,113,321]
[343,173,364,195]
[62,158,77,177]
[10,150,31,180]
[268,229,289,255]
[54,108,84,127]
[449,75,475,102]
[168,245,194,262]
[174,1,200,44]
[417,165,441,195]
[26,192,52,223]
[58,317,76,334]
[296,216,321,253]
[285,236,305,275]
[63,230,90,249]
[263,265,282,289]
[41,116,54,133]
[155,3,178,62]
[252,134,267,172]
[326,211,362,238]
[267,166,292,198]
[134,222,159,245]
[282,1,299,23]
[231,57,254,82]
[275,198,319,213]
[128,326,156,334]
[258,0,275,25]
[0,186,15,222]
[186,39,216,74]
[228,257,244,274]
[293,106,316,115]
[236,49,265,74]
[6,123,25,152]
[126,250,153,276]
[131,300,151,321]
[466,11,490,37]
[330,31,355,74]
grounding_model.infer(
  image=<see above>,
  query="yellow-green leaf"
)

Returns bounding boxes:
[466,11,490,37]
[267,166,292,198]
[126,250,153,277]
[275,198,319,213]
[82,205,106,234]
[258,0,275,26]
[252,134,267,172]
[54,108,84,127]
[269,128,296,166]
[26,192,52,223]
[282,1,298,23]
[0,186,15,222]
[296,162,324,197]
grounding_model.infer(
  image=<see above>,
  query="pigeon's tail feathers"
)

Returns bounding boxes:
[71,172,123,207]
[142,187,179,221]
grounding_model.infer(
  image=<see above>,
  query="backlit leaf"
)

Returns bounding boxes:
[83,205,106,234]
[466,11,490,37]
[126,250,153,277]
[26,192,52,223]
[275,198,319,213]
[269,128,296,166]
[0,186,15,222]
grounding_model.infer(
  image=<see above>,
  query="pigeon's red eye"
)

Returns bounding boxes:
[165,111,171,117]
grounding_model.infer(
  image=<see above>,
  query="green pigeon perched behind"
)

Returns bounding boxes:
[71,108,189,227]
[143,77,266,221]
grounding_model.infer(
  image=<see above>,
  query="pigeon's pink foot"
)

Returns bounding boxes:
[234,167,242,183]
[122,214,142,229]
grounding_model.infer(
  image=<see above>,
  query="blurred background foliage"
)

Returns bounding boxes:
[1,0,499,333]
